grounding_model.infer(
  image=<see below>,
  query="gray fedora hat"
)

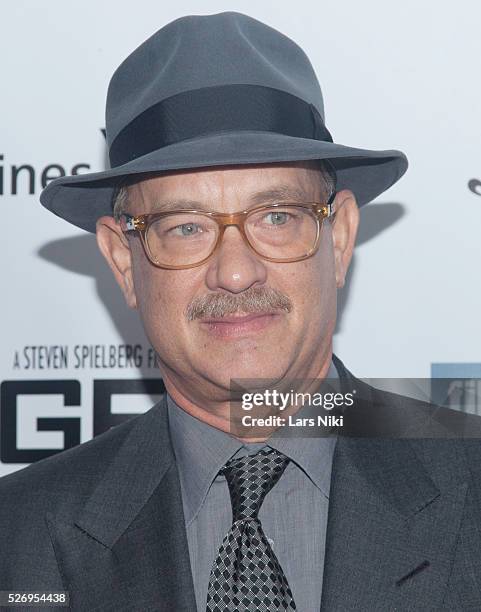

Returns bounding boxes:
[40,11,408,233]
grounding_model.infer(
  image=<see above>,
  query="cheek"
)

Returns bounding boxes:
[129,248,170,330]
[288,241,337,326]
[130,250,198,340]
[296,240,336,297]
[315,226,337,295]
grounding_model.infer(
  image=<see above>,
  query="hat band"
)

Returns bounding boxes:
[108,84,333,168]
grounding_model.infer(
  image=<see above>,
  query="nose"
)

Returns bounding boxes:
[204,225,268,293]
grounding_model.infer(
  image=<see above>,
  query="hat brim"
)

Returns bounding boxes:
[40,131,408,233]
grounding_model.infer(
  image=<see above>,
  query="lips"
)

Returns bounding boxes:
[201,312,277,324]
[199,311,280,338]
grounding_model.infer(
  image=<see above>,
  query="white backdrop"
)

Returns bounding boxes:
[1,0,480,476]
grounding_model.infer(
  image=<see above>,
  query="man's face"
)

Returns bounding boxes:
[97,162,358,407]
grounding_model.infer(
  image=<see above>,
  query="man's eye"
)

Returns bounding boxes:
[171,223,202,236]
[264,211,292,225]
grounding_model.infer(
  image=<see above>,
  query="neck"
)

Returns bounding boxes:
[161,347,334,442]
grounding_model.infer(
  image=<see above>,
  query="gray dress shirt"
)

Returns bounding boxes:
[167,363,338,612]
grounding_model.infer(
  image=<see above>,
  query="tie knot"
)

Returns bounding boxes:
[222,448,289,521]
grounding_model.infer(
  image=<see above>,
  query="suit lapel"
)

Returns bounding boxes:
[46,395,196,612]
[322,358,469,610]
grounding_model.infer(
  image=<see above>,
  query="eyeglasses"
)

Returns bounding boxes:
[120,194,336,270]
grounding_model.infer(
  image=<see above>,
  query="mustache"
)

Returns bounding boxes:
[185,285,293,321]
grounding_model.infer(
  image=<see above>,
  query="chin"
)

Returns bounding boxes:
[209,360,288,390]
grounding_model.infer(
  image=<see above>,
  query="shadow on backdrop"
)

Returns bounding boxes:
[37,235,158,383]
[37,200,405,370]
[336,202,405,333]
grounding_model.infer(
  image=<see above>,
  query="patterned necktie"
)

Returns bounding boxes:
[206,448,297,611]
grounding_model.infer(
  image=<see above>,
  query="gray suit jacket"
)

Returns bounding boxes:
[1,358,481,611]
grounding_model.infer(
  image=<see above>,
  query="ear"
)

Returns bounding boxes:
[96,215,137,309]
[331,189,359,288]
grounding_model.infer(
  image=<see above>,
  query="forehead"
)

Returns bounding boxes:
[129,161,323,211]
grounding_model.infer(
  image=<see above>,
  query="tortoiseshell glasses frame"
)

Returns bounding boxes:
[119,191,336,270]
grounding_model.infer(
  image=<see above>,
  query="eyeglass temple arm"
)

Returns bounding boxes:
[121,214,146,231]
[122,215,136,231]
[325,189,337,218]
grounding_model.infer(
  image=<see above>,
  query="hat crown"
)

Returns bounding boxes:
[106,12,325,147]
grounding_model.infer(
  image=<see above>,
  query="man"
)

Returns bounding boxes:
[1,11,481,612]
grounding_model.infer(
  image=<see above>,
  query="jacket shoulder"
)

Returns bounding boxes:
[0,409,144,514]
[334,355,481,473]
[0,400,167,587]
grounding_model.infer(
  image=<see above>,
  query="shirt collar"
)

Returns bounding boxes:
[266,358,338,496]
[167,394,243,524]
[167,358,339,525]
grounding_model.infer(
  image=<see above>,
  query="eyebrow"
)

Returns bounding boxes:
[150,185,312,213]
[150,199,211,212]
[249,186,312,206]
